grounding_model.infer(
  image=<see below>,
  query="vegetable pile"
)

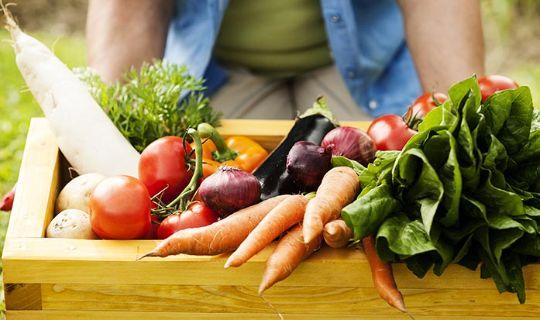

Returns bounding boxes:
[343,76,540,302]
[6,4,540,314]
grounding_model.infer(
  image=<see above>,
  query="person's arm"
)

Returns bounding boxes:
[397,0,485,92]
[86,0,174,83]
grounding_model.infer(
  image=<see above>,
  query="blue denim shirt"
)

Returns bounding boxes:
[164,0,422,117]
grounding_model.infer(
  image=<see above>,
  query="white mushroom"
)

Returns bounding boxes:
[46,209,97,239]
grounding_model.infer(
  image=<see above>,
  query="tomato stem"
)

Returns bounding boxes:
[167,128,204,211]
[197,123,237,162]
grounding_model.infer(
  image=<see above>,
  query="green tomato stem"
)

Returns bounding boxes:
[166,128,204,211]
[197,123,237,162]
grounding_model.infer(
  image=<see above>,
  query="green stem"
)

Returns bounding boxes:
[197,123,237,162]
[166,128,204,211]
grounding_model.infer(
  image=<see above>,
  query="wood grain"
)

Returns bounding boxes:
[3,237,540,292]
[4,284,41,310]
[6,310,540,320]
[5,118,59,239]
[38,283,540,317]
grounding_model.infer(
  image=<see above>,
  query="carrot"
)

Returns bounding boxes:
[302,166,359,244]
[362,235,406,313]
[2,4,140,177]
[323,219,353,248]
[140,195,289,258]
[258,224,321,294]
[225,195,308,268]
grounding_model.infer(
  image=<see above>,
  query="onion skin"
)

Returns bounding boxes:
[321,127,375,166]
[286,141,332,191]
[199,166,261,217]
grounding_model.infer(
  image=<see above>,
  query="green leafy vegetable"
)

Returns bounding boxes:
[336,76,540,303]
[77,61,221,152]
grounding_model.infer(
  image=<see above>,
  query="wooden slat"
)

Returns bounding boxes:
[219,119,370,150]
[6,310,539,320]
[3,238,540,291]
[5,118,59,239]
[4,284,41,310]
[38,283,540,317]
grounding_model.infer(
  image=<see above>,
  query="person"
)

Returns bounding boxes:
[86,0,485,120]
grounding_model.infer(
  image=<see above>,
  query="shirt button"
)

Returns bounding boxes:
[330,15,341,23]
[369,100,378,110]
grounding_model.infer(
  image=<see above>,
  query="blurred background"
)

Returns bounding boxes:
[0,0,539,315]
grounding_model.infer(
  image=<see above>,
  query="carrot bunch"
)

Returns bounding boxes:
[141,165,405,311]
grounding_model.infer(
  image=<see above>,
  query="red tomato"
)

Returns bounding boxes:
[478,75,518,102]
[404,92,447,124]
[144,215,162,239]
[139,136,193,203]
[367,114,416,151]
[90,176,152,240]
[157,201,219,239]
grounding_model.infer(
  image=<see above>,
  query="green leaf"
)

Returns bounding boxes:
[506,253,526,304]
[376,214,454,275]
[532,109,540,132]
[511,130,540,166]
[376,215,436,257]
[422,131,462,226]
[514,234,540,256]
[418,101,459,133]
[473,169,524,217]
[341,183,401,240]
[484,87,533,155]
[448,76,481,110]
[331,156,365,175]
[393,148,444,233]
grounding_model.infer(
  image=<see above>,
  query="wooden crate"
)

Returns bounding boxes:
[3,118,540,320]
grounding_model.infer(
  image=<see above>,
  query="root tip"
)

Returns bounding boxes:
[136,251,158,261]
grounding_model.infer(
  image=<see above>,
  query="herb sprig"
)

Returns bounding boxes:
[77,61,221,152]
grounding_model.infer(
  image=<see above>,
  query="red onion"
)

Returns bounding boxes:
[321,127,375,165]
[199,166,261,217]
[286,141,332,191]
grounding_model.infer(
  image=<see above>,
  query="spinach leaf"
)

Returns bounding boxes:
[341,183,401,240]
[484,87,533,154]
[394,148,444,233]
[344,75,539,302]
[331,156,365,175]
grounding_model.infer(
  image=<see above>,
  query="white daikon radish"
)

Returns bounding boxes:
[2,5,140,177]
[56,173,106,213]
[46,209,97,239]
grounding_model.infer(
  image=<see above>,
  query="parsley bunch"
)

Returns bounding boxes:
[77,61,221,152]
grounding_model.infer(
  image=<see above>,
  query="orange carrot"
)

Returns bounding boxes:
[225,195,308,268]
[140,195,289,258]
[303,166,359,244]
[362,235,406,313]
[323,219,353,248]
[258,224,321,294]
